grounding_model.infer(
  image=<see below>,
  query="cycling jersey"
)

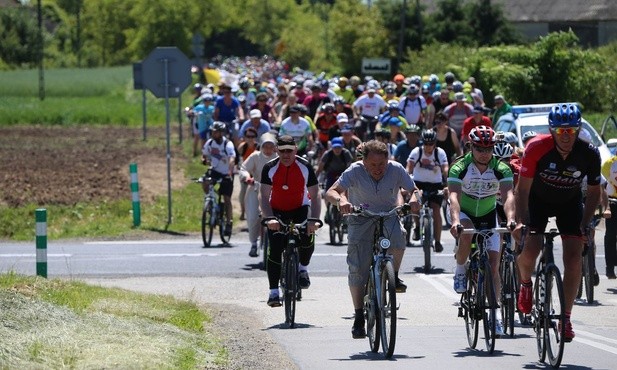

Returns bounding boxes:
[353,94,386,117]
[448,153,513,217]
[202,137,235,175]
[261,156,318,212]
[215,96,241,123]
[279,117,312,151]
[315,114,337,144]
[398,95,427,125]
[520,134,601,203]
[408,146,448,184]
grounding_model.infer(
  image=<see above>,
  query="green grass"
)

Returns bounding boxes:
[0,272,227,368]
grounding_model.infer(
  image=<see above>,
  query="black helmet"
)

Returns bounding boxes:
[421,129,437,143]
[211,121,227,132]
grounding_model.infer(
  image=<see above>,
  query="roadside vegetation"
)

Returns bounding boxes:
[0,272,227,368]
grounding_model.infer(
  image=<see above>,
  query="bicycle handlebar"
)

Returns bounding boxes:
[350,204,411,218]
[261,216,323,229]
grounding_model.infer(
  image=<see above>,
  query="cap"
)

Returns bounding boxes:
[367,88,376,94]
[260,133,277,146]
[494,94,504,101]
[394,74,405,82]
[388,117,402,127]
[337,113,349,123]
[249,109,262,119]
[473,105,484,113]
[468,77,476,84]
[331,137,343,148]
[455,92,467,102]
[277,135,296,150]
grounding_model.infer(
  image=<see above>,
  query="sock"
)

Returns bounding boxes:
[455,264,466,275]
[270,288,279,296]
[354,308,364,325]
[395,271,400,281]
[299,264,308,272]
[565,311,571,321]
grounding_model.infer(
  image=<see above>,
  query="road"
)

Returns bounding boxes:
[2,227,617,368]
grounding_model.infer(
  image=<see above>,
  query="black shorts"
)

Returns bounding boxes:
[528,193,583,237]
[208,170,234,197]
[415,181,444,206]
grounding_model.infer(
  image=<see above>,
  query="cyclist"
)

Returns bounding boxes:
[325,139,420,338]
[398,84,427,127]
[315,103,338,157]
[213,83,245,145]
[353,87,386,139]
[512,104,602,342]
[448,125,516,337]
[393,73,406,97]
[393,124,421,168]
[278,105,314,157]
[443,92,474,139]
[260,135,322,307]
[316,137,353,226]
[238,109,271,140]
[491,95,512,126]
[193,93,215,154]
[239,133,278,257]
[336,77,356,105]
[434,111,463,165]
[461,106,492,146]
[201,121,236,237]
[407,130,449,253]
[603,152,617,279]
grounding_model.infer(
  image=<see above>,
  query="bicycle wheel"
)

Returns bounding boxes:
[365,271,380,353]
[533,269,546,362]
[218,202,231,244]
[260,227,269,271]
[582,247,594,304]
[403,214,412,246]
[334,208,345,244]
[501,258,516,337]
[462,267,479,349]
[283,250,298,328]
[379,261,397,358]
[481,259,497,354]
[421,216,432,274]
[201,201,215,248]
[545,265,566,368]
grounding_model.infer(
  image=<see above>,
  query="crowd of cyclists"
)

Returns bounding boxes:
[189,56,616,351]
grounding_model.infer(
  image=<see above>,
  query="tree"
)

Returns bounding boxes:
[56,0,83,65]
[425,0,474,46]
[467,0,520,46]
[0,7,43,67]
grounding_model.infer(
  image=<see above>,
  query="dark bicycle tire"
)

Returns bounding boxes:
[533,268,546,362]
[545,264,566,368]
[403,214,412,246]
[365,273,380,353]
[283,250,298,328]
[501,258,516,337]
[482,259,497,354]
[463,267,479,349]
[329,223,336,245]
[218,202,231,244]
[380,261,397,358]
[582,246,594,304]
[260,227,269,271]
[422,216,432,274]
[201,201,215,248]
[333,207,345,244]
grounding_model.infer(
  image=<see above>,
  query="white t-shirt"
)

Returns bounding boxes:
[407,146,448,183]
[202,137,236,175]
[398,95,427,125]
[353,94,386,117]
[279,117,312,144]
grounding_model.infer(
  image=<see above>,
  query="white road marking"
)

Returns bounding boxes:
[86,240,202,245]
[0,254,72,258]
[418,274,459,300]
[142,253,218,257]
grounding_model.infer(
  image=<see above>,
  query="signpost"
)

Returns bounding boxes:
[361,58,392,75]
[132,62,147,141]
[141,47,192,225]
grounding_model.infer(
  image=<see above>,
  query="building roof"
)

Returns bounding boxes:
[420,0,617,22]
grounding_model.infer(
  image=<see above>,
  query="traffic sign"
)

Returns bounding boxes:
[141,47,191,98]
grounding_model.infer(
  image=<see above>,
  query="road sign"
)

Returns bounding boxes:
[141,47,191,98]
[362,58,391,75]
[132,62,143,90]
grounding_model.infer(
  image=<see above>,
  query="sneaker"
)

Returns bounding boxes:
[412,226,420,241]
[495,319,505,337]
[249,244,258,257]
[351,317,366,339]
[224,222,233,237]
[453,272,467,293]
[517,283,533,314]
[267,294,281,307]
[560,319,575,342]
[434,241,443,253]
[299,271,311,289]
[607,266,616,280]
[593,269,600,286]
[395,278,407,293]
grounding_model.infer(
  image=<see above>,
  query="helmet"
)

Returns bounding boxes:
[407,84,419,94]
[367,80,380,90]
[410,75,422,86]
[239,77,250,89]
[384,86,395,94]
[429,74,439,83]
[468,125,496,147]
[444,72,455,84]
[421,129,437,143]
[375,130,390,139]
[333,95,346,105]
[452,81,463,92]
[320,79,330,89]
[388,102,400,111]
[522,130,538,144]
[548,103,582,128]
[493,142,513,159]
[201,93,214,102]
[321,103,335,113]
[350,75,361,85]
[405,124,421,134]
[193,83,203,92]
[211,121,227,132]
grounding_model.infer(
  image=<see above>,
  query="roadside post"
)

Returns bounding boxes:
[132,62,147,140]
[35,208,47,278]
[141,47,192,225]
[129,163,141,227]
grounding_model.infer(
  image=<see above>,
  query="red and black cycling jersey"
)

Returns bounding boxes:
[520,134,601,203]
[261,156,318,211]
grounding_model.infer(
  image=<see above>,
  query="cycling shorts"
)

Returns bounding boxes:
[415,181,444,206]
[448,208,500,252]
[208,170,234,197]
[528,193,583,237]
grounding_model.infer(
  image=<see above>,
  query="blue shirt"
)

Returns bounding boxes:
[239,119,271,139]
[194,104,214,133]
[215,96,240,122]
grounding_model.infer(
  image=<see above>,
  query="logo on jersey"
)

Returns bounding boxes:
[549,163,556,170]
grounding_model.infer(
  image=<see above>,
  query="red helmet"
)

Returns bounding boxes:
[468,125,496,147]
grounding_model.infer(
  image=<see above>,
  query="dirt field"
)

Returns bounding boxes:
[0,125,188,208]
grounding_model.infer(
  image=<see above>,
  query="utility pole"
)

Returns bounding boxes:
[397,0,407,72]
[37,0,45,101]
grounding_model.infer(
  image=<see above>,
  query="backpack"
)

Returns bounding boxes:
[415,146,440,166]
[402,96,423,112]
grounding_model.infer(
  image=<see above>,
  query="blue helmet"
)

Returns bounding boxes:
[548,104,581,128]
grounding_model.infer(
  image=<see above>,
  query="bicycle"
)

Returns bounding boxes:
[520,227,566,368]
[456,225,509,354]
[262,216,323,328]
[259,217,269,271]
[415,189,443,274]
[350,204,410,359]
[499,231,519,337]
[326,201,346,245]
[576,214,601,304]
[193,174,232,248]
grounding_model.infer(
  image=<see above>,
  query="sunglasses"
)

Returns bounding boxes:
[279,149,294,153]
[245,135,256,139]
[473,145,493,153]
[423,141,436,146]
[257,99,267,102]
[552,127,578,135]
[434,119,445,124]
